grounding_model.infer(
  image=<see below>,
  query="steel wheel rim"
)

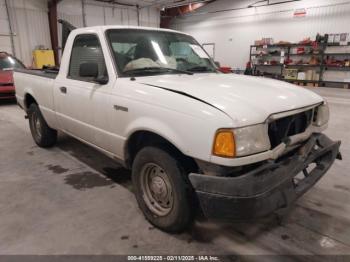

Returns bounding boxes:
[140,163,174,217]
[32,111,42,140]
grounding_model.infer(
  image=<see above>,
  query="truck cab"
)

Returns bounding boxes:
[14,24,341,233]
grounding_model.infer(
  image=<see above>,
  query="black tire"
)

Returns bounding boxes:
[132,146,194,233]
[28,103,57,148]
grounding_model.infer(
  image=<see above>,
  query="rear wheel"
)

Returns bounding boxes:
[132,146,194,233]
[28,103,57,148]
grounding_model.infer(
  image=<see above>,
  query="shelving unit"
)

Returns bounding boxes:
[249,40,350,88]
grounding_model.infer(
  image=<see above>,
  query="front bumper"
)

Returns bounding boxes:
[189,134,341,220]
[0,86,15,100]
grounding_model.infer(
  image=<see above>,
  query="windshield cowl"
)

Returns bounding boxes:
[124,66,194,76]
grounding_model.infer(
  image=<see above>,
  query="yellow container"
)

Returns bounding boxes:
[33,49,55,69]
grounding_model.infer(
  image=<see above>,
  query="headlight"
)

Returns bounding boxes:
[233,124,271,157]
[313,101,329,127]
[212,124,271,158]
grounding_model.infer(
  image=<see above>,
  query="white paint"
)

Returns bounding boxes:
[14,25,327,167]
[171,0,350,69]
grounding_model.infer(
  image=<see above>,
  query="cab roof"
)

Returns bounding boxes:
[72,25,189,36]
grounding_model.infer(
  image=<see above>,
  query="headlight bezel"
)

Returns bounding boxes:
[212,124,271,158]
[212,102,329,159]
[313,101,329,127]
[233,123,271,157]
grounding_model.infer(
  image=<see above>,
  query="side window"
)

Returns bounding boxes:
[68,34,108,81]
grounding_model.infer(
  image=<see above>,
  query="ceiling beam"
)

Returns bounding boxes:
[92,0,137,7]
[139,0,209,9]
[160,1,212,28]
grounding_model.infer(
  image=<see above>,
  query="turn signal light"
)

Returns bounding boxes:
[212,130,236,158]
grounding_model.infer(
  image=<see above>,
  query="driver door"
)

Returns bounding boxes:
[54,34,110,145]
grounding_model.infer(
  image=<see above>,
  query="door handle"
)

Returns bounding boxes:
[59,86,67,94]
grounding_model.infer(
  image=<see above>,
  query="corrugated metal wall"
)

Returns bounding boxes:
[0,0,12,54]
[0,0,51,66]
[57,0,160,28]
[0,0,160,66]
[57,0,160,45]
[171,0,350,69]
[57,0,159,61]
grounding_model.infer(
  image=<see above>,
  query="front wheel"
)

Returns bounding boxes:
[28,103,57,148]
[132,146,194,233]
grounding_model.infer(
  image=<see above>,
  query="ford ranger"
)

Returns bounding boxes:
[14,24,341,233]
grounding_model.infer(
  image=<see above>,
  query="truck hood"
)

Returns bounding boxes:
[138,73,323,126]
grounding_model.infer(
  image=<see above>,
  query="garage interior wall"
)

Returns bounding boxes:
[0,0,160,66]
[57,0,160,58]
[0,0,51,66]
[170,0,350,69]
[0,0,12,54]
[58,0,160,28]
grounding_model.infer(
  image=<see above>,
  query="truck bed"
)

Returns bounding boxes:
[14,67,58,126]
[14,68,58,79]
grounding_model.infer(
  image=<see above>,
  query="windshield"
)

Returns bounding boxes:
[106,29,217,77]
[0,54,24,70]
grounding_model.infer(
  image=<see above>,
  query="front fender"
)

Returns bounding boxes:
[124,116,189,156]
[22,89,35,110]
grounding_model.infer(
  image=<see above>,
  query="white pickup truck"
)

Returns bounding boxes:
[14,23,341,233]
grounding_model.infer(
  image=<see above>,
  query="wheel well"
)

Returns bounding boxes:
[24,94,37,110]
[125,131,198,172]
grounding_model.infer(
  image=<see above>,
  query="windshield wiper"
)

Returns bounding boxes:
[187,66,216,72]
[124,67,193,75]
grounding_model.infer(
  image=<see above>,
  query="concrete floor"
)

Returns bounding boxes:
[0,87,350,256]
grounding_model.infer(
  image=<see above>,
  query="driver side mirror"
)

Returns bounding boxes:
[79,62,108,85]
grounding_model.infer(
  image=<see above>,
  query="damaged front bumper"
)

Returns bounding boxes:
[189,134,341,220]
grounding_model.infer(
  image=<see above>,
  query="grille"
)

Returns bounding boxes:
[268,109,313,148]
